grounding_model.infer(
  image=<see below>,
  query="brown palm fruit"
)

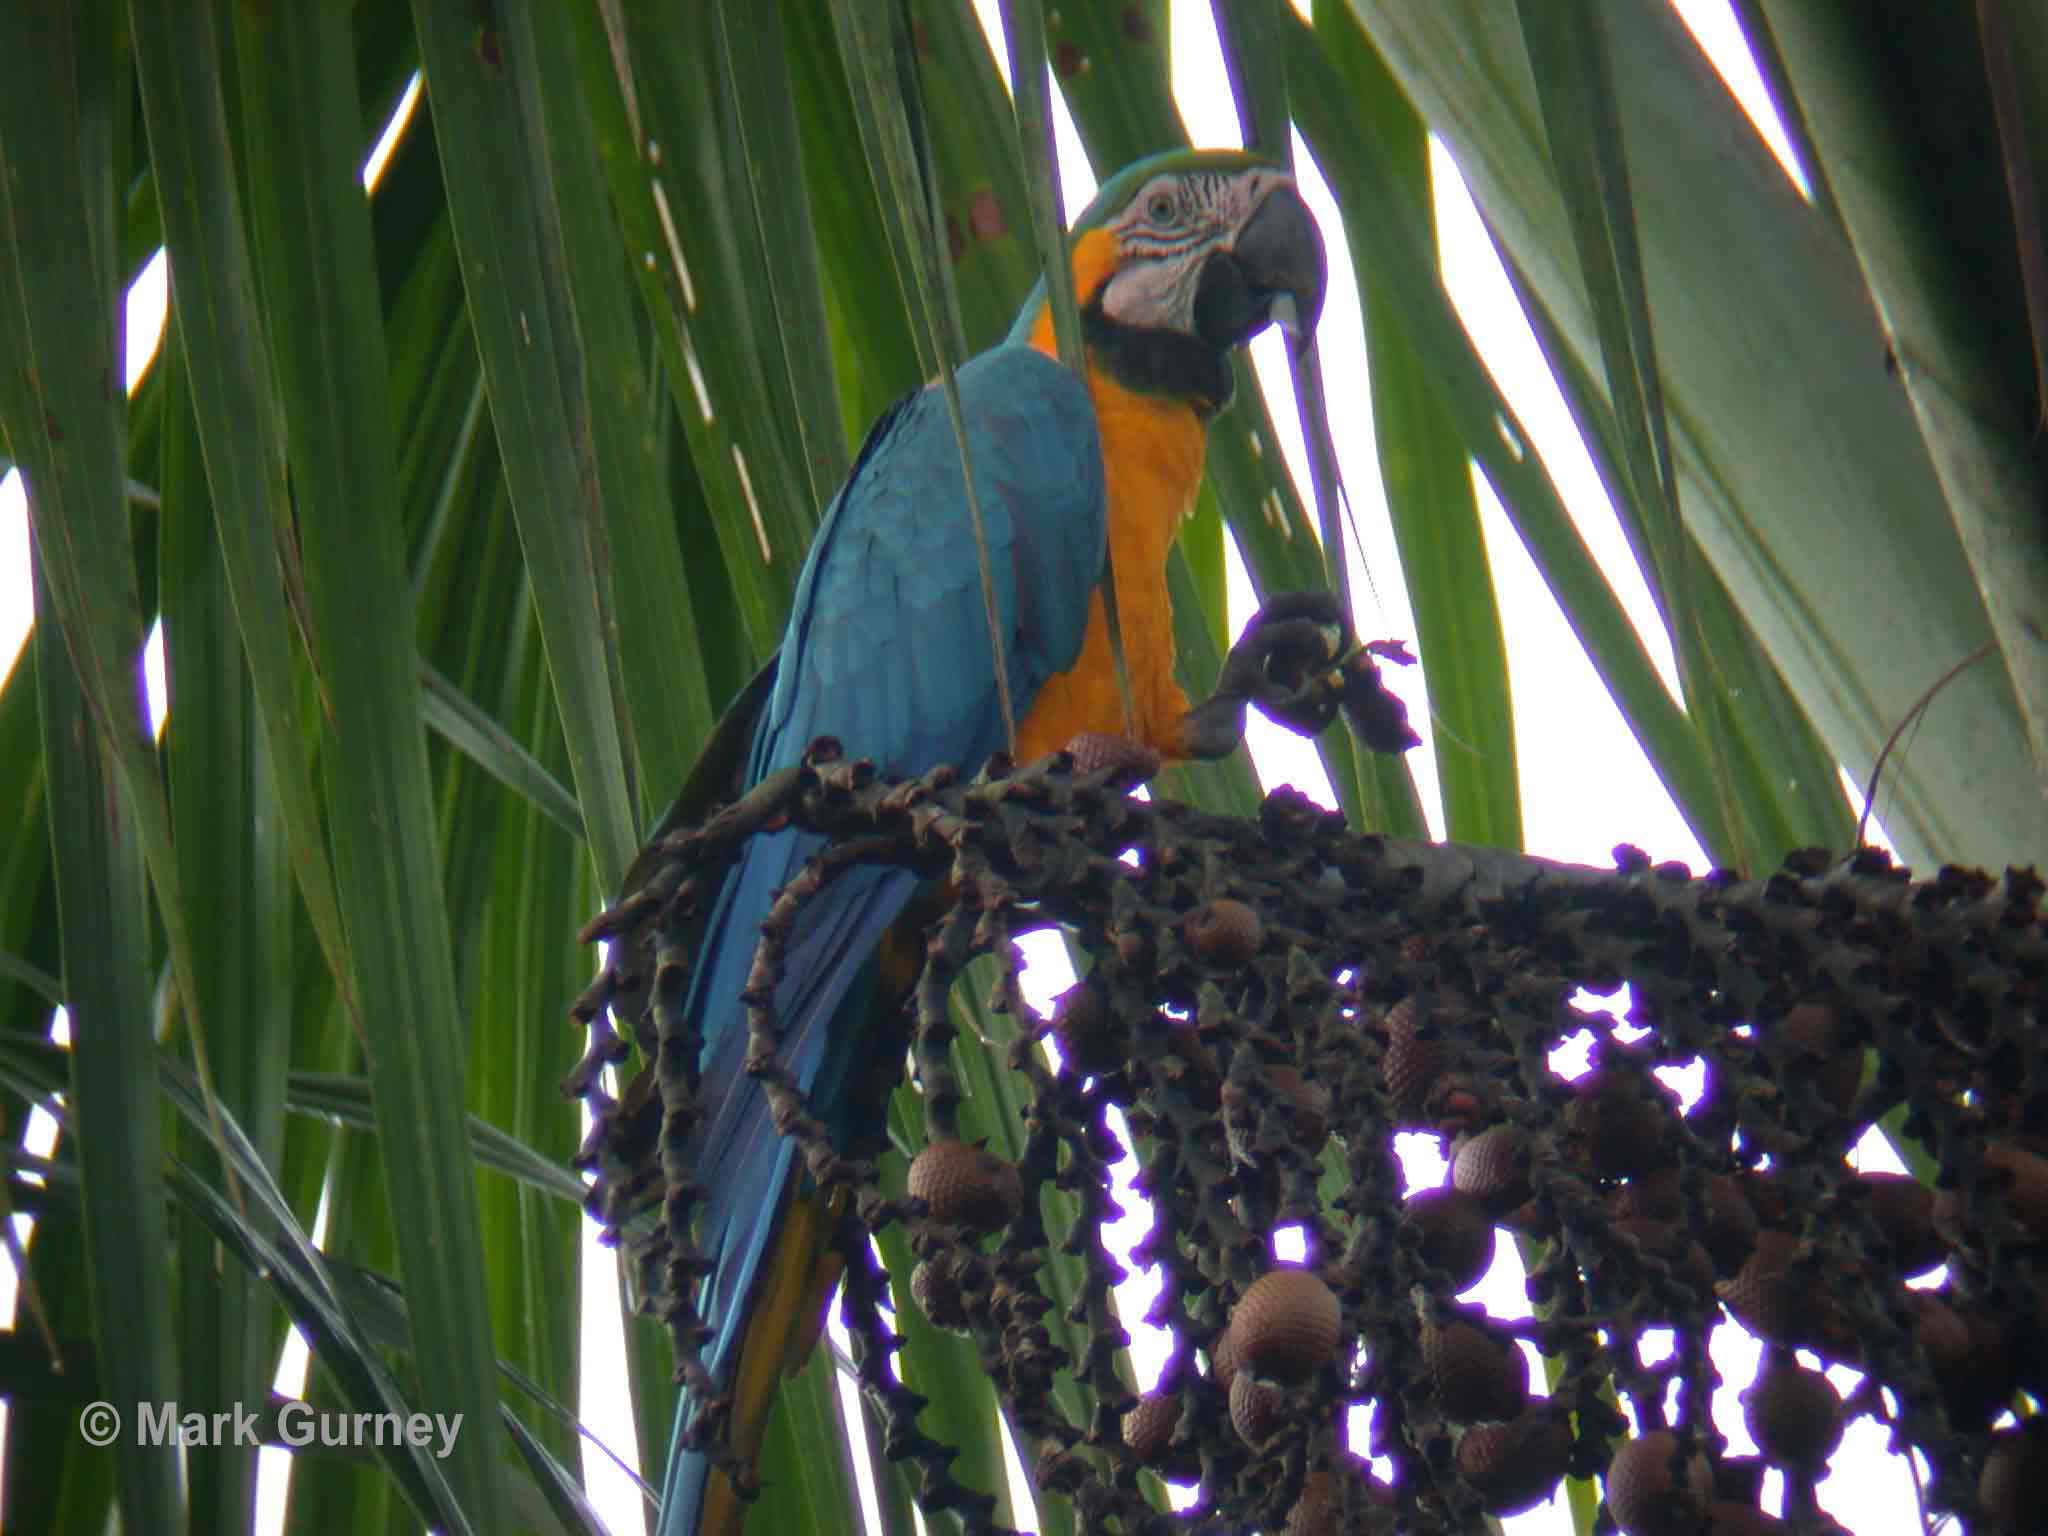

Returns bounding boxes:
[1612,1168,1758,1275]
[1230,1267,1344,1383]
[1740,1356,1844,1471]
[1186,897,1263,966]
[1228,1369,1289,1448]
[1285,1469,1336,1536]
[1452,1124,1533,1216]
[907,1139,1023,1232]
[1121,1391,1201,1481]
[1421,1316,1530,1423]
[1456,1406,1572,1516]
[1567,1069,1679,1179]
[1064,730,1162,781]
[1910,1290,2017,1426]
[1049,979,1124,1077]
[1286,1466,1395,1536]
[1850,1170,1944,1276]
[1705,1504,1787,1535]
[1403,1184,1496,1293]
[1603,1430,1714,1536]
[1766,1002,1863,1117]
[1935,1139,2048,1248]
[1979,1418,2048,1534]
[910,1258,971,1331]
[1714,1230,1857,1361]
[2005,1134,2048,1208]
[1380,997,1447,1127]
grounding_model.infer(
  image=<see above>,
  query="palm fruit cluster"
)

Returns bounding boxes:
[571,742,2048,1534]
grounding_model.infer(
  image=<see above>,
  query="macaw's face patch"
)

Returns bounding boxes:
[1096,167,1324,351]
[1078,167,1326,414]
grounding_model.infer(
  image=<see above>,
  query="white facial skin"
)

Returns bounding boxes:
[1096,167,1294,335]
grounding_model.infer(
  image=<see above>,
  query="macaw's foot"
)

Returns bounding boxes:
[1178,692,1249,761]
[1184,590,1423,758]
[1064,732,1162,786]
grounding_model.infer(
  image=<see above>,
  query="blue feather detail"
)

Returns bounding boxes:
[658,346,1104,1536]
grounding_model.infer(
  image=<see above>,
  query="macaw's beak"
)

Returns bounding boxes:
[1194,180,1327,355]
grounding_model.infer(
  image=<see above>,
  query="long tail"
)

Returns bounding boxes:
[661,1190,846,1536]
[656,823,916,1536]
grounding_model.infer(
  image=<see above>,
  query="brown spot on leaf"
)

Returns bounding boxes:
[1121,5,1153,43]
[968,188,1007,242]
[1054,40,1087,77]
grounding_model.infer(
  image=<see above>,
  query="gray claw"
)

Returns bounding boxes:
[1180,696,1248,760]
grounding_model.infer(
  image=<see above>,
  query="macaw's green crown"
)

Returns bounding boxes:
[1006,149,1327,413]
[1067,148,1287,235]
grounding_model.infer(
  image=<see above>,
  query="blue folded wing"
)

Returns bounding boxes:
[660,346,1104,1536]
[760,346,1105,775]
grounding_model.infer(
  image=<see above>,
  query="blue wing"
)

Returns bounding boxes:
[660,345,1104,1536]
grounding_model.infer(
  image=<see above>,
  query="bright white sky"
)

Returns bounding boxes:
[0,4,1933,1534]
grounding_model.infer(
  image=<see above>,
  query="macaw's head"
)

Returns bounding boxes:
[1014,149,1327,416]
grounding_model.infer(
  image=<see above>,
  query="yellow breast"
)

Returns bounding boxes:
[1014,231,1210,762]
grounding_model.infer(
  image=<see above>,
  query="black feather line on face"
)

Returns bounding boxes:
[1081,292,1236,418]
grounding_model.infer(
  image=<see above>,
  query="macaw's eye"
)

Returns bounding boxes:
[1146,190,1178,225]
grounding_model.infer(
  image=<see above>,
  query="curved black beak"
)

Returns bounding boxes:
[1194,181,1327,355]
[1237,181,1327,342]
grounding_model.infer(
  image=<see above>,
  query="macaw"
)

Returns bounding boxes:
[646,148,1328,1536]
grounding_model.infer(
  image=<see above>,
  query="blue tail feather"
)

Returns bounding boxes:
[656,820,916,1536]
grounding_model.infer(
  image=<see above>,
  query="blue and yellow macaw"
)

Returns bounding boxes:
[650,149,1326,1536]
